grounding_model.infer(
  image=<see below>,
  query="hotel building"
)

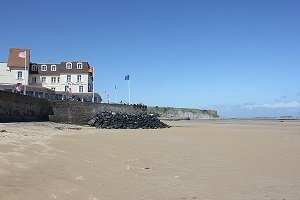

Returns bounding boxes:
[0,48,101,102]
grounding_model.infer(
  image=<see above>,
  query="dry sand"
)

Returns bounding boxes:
[0,120,300,200]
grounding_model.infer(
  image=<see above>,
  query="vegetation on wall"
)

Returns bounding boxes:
[147,106,219,119]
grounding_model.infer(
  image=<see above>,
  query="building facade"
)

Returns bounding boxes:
[0,48,101,102]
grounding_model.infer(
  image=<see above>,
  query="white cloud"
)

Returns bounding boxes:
[213,103,243,112]
[242,102,257,110]
[244,101,300,109]
[213,101,300,118]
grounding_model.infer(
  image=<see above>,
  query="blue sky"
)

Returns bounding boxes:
[0,0,299,118]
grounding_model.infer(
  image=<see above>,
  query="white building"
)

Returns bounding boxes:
[0,48,101,102]
[29,62,94,93]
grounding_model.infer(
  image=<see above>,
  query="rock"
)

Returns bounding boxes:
[87,118,97,126]
[88,112,170,129]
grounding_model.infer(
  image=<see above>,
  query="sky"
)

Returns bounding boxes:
[0,0,299,118]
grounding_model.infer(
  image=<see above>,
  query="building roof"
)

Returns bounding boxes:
[60,62,90,74]
[29,62,92,75]
[30,63,60,75]
[7,48,30,68]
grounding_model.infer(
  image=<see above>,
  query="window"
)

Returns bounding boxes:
[41,65,47,71]
[57,77,60,83]
[41,77,46,83]
[32,77,37,83]
[65,86,69,92]
[66,62,72,69]
[51,77,56,83]
[31,65,37,71]
[17,71,23,79]
[77,75,82,82]
[51,65,56,71]
[79,86,83,93]
[77,62,83,69]
[88,84,92,92]
[51,87,55,91]
[67,75,71,82]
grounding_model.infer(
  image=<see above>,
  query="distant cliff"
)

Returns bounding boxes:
[147,106,219,120]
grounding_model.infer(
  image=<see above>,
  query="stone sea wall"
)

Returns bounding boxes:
[0,91,53,122]
[0,91,146,124]
[49,101,146,125]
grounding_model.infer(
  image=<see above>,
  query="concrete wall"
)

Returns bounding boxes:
[49,101,147,125]
[0,91,53,122]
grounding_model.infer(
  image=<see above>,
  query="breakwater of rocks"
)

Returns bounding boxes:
[88,112,170,129]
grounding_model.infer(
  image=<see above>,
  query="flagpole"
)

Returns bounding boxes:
[23,51,27,95]
[128,79,131,104]
[114,85,117,103]
[92,67,95,102]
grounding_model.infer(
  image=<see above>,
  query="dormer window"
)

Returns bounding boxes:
[41,65,47,71]
[77,62,83,69]
[31,65,37,71]
[66,62,72,69]
[51,65,56,71]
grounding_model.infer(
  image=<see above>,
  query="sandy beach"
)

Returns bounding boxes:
[0,120,300,200]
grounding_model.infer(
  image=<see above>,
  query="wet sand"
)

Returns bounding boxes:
[0,120,300,200]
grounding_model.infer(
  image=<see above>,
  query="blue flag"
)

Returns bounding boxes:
[125,75,130,80]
